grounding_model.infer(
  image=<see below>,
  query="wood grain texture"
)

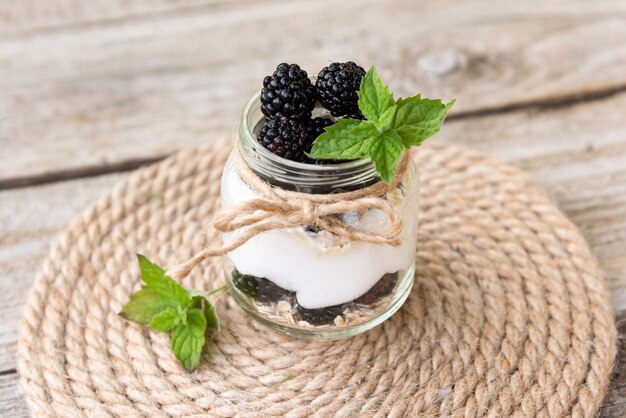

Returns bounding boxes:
[1,0,241,35]
[2,0,626,185]
[0,373,29,418]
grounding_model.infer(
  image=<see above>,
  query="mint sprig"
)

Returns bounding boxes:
[121,255,220,371]
[309,66,455,183]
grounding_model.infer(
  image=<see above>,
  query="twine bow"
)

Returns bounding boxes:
[168,144,408,281]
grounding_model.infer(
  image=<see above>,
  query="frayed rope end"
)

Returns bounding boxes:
[166,248,215,282]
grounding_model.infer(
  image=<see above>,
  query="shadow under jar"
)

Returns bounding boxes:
[220,92,420,340]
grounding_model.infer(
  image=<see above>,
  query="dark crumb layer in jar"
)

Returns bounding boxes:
[232,270,295,303]
[231,269,399,326]
[354,272,398,304]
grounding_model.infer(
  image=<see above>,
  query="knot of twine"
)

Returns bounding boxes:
[168,144,409,281]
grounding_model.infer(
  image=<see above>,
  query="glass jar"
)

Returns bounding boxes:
[220,91,420,340]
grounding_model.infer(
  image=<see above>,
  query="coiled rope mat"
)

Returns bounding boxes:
[17,141,616,418]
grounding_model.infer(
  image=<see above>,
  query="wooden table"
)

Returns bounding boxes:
[1,0,625,415]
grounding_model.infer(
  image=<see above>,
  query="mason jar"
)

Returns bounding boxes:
[220,91,420,340]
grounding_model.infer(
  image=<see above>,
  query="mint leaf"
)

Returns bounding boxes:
[309,119,376,159]
[171,308,206,371]
[187,290,211,301]
[121,287,182,325]
[121,255,227,371]
[149,307,181,331]
[203,303,220,334]
[137,254,190,308]
[369,130,405,183]
[309,65,454,184]
[358,66,394,121]
[191,294,220,335]
[377,104,397,131]
[122,256,190,325]
[393,97,455,147]
[137,254,166,284]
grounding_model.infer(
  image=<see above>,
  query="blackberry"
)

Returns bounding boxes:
[307,117,334,140]
[297,304,346,326]
[261,63,316,119]
[231,270,293,303]
[305,117,349,165]
[354,272,399,305]
[257,117,314,162]
[316,61,366,119]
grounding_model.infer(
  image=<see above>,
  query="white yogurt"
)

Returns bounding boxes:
[220,160,418,309]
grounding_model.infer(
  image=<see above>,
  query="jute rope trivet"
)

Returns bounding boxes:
[17,141,617,418]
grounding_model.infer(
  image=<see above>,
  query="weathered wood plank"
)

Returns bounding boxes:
[0,373,29,418]
[2,0,626,185]
[0,0,256,36]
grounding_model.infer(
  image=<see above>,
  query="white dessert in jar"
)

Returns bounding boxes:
[220,155,419,309]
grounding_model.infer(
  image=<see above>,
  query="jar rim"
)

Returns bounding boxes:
[240,90,377,173]
[238,90,383,193]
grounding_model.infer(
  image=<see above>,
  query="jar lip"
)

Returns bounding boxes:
[240,90,376,173]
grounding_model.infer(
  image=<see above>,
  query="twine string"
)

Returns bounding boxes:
[168,144,409,281]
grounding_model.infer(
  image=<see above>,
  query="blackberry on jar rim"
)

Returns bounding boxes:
[316,61,366,119]
[260,63,317,120]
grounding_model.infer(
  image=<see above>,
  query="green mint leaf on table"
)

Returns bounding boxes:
[137,254,190,306]
[189,291,220,334]
[120,254,221,371]
[121,288,179,325]
[149,307,182,331]
[309,65,454,183]
[121,256,190,325]
[171,308,206,371]
[137,253,166,283]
